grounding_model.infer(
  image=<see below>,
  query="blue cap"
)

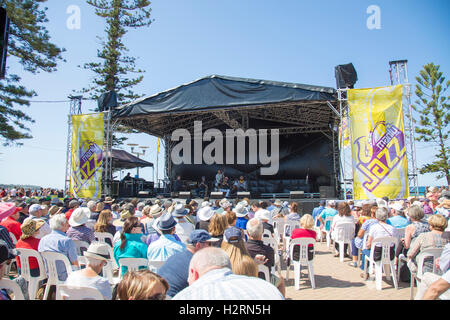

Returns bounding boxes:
[224,226,243,243]
[188,230,219,244]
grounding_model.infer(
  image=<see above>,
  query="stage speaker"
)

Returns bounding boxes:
[171,192,178,198]
[178,191,192,199]
[210,191,224,199]
[237,191,250,198]
[0,7,10,79]
[290,191,304,199]
[319,186,336,199]
[98,90,118,112]
[335,63,357,89]
[111,181,119,197]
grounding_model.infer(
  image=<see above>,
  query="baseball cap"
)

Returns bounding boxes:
[224,226,243,244]
[187,230,219,245]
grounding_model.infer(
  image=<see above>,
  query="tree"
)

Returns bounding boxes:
[411,62,450,186]
[80,0,153,147]
[0,0,65,146]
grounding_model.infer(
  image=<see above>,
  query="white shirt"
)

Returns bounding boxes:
[64,270,112,300]
[368,222,398,247]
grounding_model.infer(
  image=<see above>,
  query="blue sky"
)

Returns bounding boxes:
[0,0,449,189]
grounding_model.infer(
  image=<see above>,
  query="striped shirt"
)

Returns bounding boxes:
[172,267,284,300]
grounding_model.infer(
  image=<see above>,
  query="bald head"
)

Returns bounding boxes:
[188,247,231,285]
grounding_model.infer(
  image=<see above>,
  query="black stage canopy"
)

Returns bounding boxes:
[107,149,153,170]
[111,75,340,195]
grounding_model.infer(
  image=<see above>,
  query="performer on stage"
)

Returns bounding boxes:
[215,169,223,190]
[173,175,184,192]
[197,176,209,198]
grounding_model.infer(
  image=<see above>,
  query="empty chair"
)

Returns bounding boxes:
[15,248,47,300]
[257,263,271,282]
[94,232,114,247]
[286,238,316,290]
[56,284,104,300]
[409,248,443,300]
[0,279,25,300]
[118,257,148,278]
[261,229,281,273]
[73,240,89,256]
[272,218,286,244]
[363,236,398,290]
[40,251,75,300]
[148,260,165,273]
[332,222,355,262]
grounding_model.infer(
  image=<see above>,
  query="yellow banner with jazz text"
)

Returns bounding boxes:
[70,113,104,198]
[348,85,409,200]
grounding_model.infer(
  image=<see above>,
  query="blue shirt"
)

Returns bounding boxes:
[386,215,410,229]
[147,234,186,262]
[157,249,193,297]
[172,267,284,300]
[319,207,338,231]
[113,233,148,275]
[312,206,325,226]
[38,230,78,281]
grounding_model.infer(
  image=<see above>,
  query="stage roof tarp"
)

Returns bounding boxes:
[113,74,337,118]
[107,149,153,170]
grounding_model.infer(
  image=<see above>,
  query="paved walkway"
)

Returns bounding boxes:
[280,241,412,300]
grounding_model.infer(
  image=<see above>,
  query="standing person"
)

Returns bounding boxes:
[215,169,224,190]
[15,219,45,278]
[360,207,398,279]
[147,212,186,262]
[113,216,147,276]
[197,176,208,198]
[0,205,22,242]
[38,214,79,281]
[64,242,113,300]
[172,247,284,300]
[66,207,95,244]
[330,202,355,257]
[157,230,218,298]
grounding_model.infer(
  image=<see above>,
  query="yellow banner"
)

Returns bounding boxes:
[70,113,104,198]
[339,116,350,148]
[157,137,160,154]
[348,85,409,200]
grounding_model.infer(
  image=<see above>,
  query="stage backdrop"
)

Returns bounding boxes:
[348,85,409,200]
[70,113,104,198]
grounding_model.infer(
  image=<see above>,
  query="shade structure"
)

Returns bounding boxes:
[107,149,153,170]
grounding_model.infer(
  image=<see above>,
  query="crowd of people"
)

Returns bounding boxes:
[0,185,449,300]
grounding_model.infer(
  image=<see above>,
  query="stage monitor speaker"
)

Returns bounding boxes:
[0,7,10,79]
[171,192,178,198]
[237,191,250,198]
[178,191,192,199]
[290,191,304,199]
[319,186,336,199]
[210,191,224,199]
[98,90,118,112]
[335,63,357,89]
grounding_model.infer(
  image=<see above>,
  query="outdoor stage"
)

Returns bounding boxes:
[105,74,343,199]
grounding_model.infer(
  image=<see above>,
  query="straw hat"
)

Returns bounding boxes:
[104,196,115,204]
[20,219,45,240]
[48,205,62,216]
[113,210,132,227]
[150,204,163,217]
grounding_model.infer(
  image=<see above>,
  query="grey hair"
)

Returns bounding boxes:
[49,213,68,231]
[137,202,145,210]
[190,247,231,275]
[87,200,97,211]
[408,205,424,221]
[246,218,263,239]
[85,256,104,268]
[375,207,389,222]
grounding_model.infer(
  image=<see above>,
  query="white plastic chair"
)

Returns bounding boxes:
[409,248,443,300]
[257,263,271,282]
[56,284,104,300]
[395,227,406,245]
[323,216,334,249]
[272,218,285,245]
[286,238,316,289]
[148,260,165,273]
[94,232,114,247]
[15,248,47,300]
[313,216,323,242]
[73,240,89,256]
[0,279,25,300]
[118,257,148,278]
[283,220,300,256]
[261,229,281,273]
[363,236,398,290]
[332,222,355,262]
[40,251,75,300]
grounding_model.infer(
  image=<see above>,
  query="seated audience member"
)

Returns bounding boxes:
[195,206,215,231]
[38,214,79,281]
[360,207,397,279]
[16,219,45,278]
[225,210,237,227]
[67,207,95,244]
[290,214,316,262]
[414,242,450,300]
[0,205,22,242]
[270,199,288,219]
[113,216,147,276]
[134,202,145,218]
[318,200,338,237]
[218,176,231,197]
[173,203,195,243]
[172,247,284,300]
[157,229,218,298]
[64,242,113,300]
[103,197,114,211]
[233,202,250,231]
[25,204,51,237]
[111,204,120,220]
[330,202,355,257]
[185,200,198,226]
[407,214,449,275]
[285,202,301,221]
[312,200,326,228]
[0,240,18,300]
[220,226,251,274]
[245,218,285,296]
[397,206,430,260]
[93,209,116,246]
[115,269,169,300]
[387,202,410,229]
[64,200,80,221]
[141,204,163,236]
[147,212,186,262]
[254,208,274,235]
[208,213,228,247]
[348,204,377,268]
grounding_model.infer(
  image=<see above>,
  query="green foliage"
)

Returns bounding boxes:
[411,62,450,184]
[0,0,65,146]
